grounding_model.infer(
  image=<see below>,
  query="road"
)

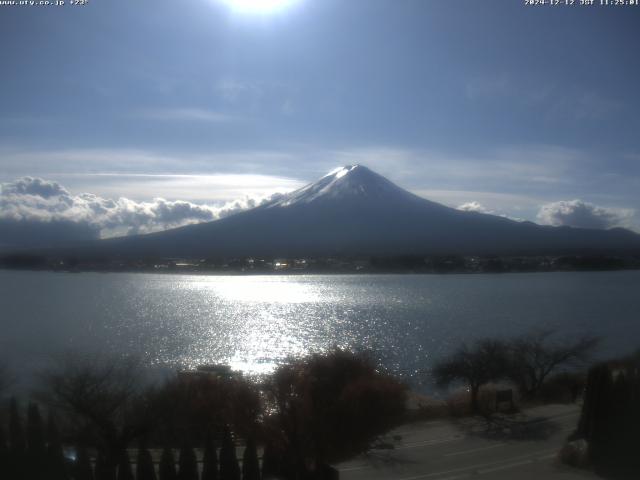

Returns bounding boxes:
[337,404,599,480]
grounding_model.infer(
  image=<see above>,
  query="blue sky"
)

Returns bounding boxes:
[1,0,639,235]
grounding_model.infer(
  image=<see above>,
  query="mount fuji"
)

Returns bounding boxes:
[63,165,640,259]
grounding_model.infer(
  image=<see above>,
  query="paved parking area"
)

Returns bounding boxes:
[337,404,600,480]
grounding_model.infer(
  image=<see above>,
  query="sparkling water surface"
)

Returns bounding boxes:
[1,270,639,389]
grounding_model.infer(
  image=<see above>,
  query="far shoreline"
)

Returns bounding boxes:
[2,251,640,276]
[2,265,640,277]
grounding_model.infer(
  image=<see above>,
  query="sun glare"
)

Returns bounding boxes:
[218,0,299,14]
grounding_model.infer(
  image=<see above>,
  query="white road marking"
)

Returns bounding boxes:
[339,464,372,472]
[394,420,451,434]
[443,442,506,457]
[397,436,462,450]
[537,453,558,461]
[477,459,534,474]
[395,449,557,480]
[435,475,471,480]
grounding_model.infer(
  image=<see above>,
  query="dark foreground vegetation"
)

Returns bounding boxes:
[432,330,598,414]
[432,332,640,478]
[563,350,640,479]
[2,335,638,479]
[0,350,406,480]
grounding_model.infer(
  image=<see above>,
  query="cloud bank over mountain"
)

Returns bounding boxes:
[0,177,271,247]
[1,175,637,250]
[537,200,634,230]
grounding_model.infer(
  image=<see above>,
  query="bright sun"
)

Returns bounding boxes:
[218,0,299,14]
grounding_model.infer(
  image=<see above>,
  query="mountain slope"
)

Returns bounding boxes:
[63,165,640,258]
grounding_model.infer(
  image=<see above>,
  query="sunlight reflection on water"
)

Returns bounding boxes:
[191,276,324,304]
[162,276,352,374]
[2,271,640,389]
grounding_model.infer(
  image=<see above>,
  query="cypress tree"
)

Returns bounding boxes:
[201,434,218,480]
[589,366,614,467]
[27,403,47,479]
[117,450,134,480]
[241,438,260,480]
[9,397,26,454]
[136,446,157,480]
[577,364,608,440]
[0,426,9,478]
[159,448,177,480]
[95,450,116,480]
[95,450,117,480]
[219,426,240,480]
[610,373,633,470]
[75,445,95,480]
[47,412,69,480]
[27,403,46,454]
[576,359,640,476]
[631,358,640,474]
[260,443,280,479]
[9,398,26,480]
[178,445,198,480]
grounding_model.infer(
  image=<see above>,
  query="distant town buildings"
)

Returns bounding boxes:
[2,252,637,274]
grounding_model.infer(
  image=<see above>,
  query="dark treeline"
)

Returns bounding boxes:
[2,253,640,275]
[432,330,599,414]
[0,350,407,480]
[3,338,638,479]
[0,403,259,480]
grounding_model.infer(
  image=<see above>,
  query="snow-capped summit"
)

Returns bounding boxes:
[62,164,640,259]
[323,164,360,178]
[265,164,423,208]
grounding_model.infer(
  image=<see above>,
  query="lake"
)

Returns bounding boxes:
[1,270,639,391]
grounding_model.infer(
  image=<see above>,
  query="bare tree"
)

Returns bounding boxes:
[36,352,153,470]
[147,369,261,445]
[506,330,599,399]
[263,349,407,470]
[432,339,509,413]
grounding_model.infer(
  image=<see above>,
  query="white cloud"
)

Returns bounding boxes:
[2,176,70,198]
[457,201,491,214]
[455,200,525,222]
[131,108,238,123]
[537,200,634,230]
[59,173,303,203]
[0,176,275,239]
[1,145,638,233]
[0,148,305,195]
